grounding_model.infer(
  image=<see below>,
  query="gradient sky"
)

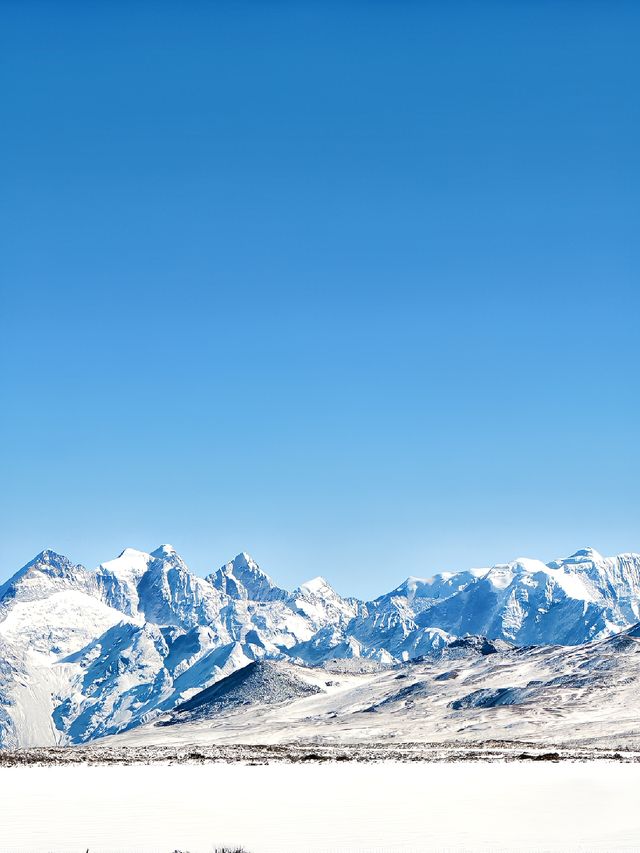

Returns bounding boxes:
[2,1,639,597]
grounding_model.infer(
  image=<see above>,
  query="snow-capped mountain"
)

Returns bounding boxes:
[109,624,640,749]
[1,543,639,748]
[207,552,288,602]
[390,548,640,646]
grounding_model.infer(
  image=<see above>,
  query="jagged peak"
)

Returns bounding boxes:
[21,549,83,577]
[0,549,85,601]
[29,548,74,567]
[220,552,264,575]
[299,576,334,596]
[208,552,285,601]
[150,544,178,558]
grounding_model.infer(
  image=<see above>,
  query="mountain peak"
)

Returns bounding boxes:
[150,544,178,558]
[100,548,153,585]
[117,547,150,560]
[548,547,605,569]
[163,659,322,725]
[32,548,71,566]
[222,552,265,576]
[15,549,79,578]
[207,553,286,602]
[568,547,603,562]
[299,576,333,595]
[0,549,86,603]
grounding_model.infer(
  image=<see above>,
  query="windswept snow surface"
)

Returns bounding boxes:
[1,762,639,852]
[2,544,640,747]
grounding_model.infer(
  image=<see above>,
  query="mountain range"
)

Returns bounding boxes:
[1,544,639,748]
[111,625,640,750]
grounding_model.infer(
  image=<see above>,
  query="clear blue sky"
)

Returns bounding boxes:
[1,1,639,597]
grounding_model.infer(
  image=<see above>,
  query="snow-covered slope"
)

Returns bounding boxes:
[108,625,640,749]
[1,543,640,748]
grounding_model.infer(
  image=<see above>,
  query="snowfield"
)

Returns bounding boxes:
[1,762,639,852]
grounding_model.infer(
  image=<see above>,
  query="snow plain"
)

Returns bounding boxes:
[1,762,639,852]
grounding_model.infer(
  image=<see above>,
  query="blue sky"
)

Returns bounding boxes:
[2,1,639,597]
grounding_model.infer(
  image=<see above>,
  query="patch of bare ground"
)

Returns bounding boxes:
[1,740,638,766]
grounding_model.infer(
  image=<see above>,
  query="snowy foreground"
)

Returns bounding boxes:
[1,761,639,852]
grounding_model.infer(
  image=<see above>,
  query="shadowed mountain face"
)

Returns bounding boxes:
[1,544,640,748]
[163,660,321,725]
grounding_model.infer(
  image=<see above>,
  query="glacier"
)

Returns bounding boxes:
[1,543,640,748]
